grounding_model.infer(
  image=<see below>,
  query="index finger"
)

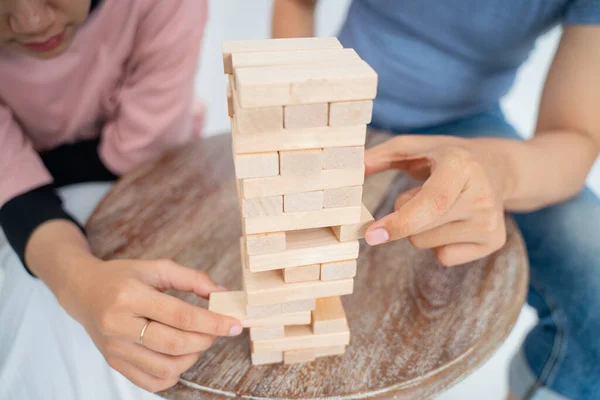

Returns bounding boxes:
[365,153,466,244]
[137,290,243,337]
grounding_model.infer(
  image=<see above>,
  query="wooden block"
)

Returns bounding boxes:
[227,79,234,117]
[234,152,279,179]
[246,232,286,256]
[209,291,311,326]
[222,37,342,74]
[242,196,283,218]
[312,297,348,334]
[240,167,364,199]
[279,149,323,177]
[231,48,359,71]
[243,268,354,306]
[323,186,363,208]
[251,351,283,365]
[284,103,329,129]
[235,61,378,108]
[252,325,350,354]
[283,264,321,283]
[284,345,345,364]
[246,228,359,272]
[283,191,323,213]
[245,303,282,319]
[232,121,366,154]
[320,259,357,281]
[250,326,285,341]
[332,203,374,242]
[281,298,316,313]
[233,89,283,134]
[322,146,364,170]
[284,349,316,364]
[329,100,373,126]
[243,205,362,235]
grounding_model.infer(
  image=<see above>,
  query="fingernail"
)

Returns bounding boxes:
[366,228,390,245]
[216,285,229,291]
[229,324,243,336]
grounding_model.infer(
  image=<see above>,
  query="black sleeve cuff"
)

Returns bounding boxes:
[0,185,84,277]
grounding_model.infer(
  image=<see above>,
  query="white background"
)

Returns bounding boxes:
[191,1,598,398]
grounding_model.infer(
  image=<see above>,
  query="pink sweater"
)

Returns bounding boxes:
[0,0,208,208]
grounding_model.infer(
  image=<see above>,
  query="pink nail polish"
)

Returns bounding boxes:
[216,285,228,291]
[229,324,243,336]
[366,228,390,245]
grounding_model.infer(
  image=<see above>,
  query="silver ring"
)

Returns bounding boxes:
[138,320,152,346]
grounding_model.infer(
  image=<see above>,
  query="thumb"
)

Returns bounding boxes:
[150,259,227,299]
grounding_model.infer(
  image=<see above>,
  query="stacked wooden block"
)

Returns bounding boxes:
[209,37,377,365]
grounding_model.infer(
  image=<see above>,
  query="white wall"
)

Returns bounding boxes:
[194,0,599,194]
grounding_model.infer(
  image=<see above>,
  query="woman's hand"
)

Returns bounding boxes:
[364,135,513,267]
[61,256,242,393]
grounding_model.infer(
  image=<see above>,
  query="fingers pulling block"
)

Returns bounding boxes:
[312,296,348,334]
[284,103,329,129]
[284,191,324,213]
[250,326,285,341]
[242,196,283,218]
[283,264,321,283]
[282,298,316,313]
[252,351,283,365]
[208,291,311,327]
[252,325,350,354]
[329,100,373,127]
[320,259,357,281]
[246,232,286,256]
[322,146,364,170]
[279,149,323,176]
[332,203,375,242]
[234,152,279,179]
[323,186,363,208]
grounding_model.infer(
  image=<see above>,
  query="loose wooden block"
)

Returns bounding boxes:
[252,325,350,354]
[240,167,364,199]
[323,186,363,208]
[251,351,283,365]
[283,264,321,283]
[284,349,316,364]
[234,152,279,179]
[243,268,354,306]
[279,149,323,177]
[235,61,378,108]
[242,196,283,218]
[321,259,357,281]
[281,298,316,313]
[243,205,362,235]
[232,121,366,154]
[284,103,329,129]
[283,191,324,213]
[246,232,286,256]
[246,227,359,272]
[233,89,283,134]
[322,146,364,170]
[332,203,375,242]
[222,37,342,74]
[329,100,373,127]
[250,326,285,341]
[231,48,359,71]
[209,291,311,327]
[245,303,282,319]
[312,296,348,334]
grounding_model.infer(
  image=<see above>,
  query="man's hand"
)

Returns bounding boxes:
[364,135,512,267]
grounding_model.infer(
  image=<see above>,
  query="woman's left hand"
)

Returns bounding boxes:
[363,135,513,266]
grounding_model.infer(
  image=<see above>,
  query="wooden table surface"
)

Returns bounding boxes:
[86,132,529,400]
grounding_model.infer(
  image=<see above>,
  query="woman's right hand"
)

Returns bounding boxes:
[61,257,242,393]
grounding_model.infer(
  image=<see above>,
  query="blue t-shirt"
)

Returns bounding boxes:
[338,0,600,131]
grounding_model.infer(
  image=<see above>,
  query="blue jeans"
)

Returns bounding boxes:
[372,107,600,400]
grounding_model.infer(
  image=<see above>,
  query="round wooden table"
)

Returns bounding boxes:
[86,133,529,400]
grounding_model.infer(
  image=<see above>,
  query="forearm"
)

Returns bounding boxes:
[480,131,598,211]
[272,0,316,38]
[26,220,100,312]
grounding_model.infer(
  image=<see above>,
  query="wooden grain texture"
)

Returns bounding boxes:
[87,132,529,400]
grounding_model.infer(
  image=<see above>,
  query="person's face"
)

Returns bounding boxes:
[0,0,91,59]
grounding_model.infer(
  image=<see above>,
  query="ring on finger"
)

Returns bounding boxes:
[138,319,152,346]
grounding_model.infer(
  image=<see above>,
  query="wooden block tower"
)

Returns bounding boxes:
[209,37,377,365]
